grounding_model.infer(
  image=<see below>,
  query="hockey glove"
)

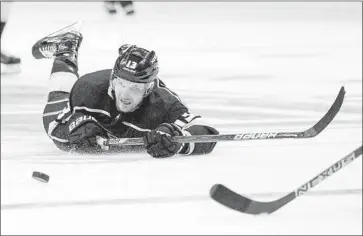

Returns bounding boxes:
[144,123,184,158]
[68,114,108,154]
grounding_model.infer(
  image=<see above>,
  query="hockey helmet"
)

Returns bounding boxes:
[111,44,159,83]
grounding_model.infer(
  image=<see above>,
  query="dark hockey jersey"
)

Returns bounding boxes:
[59,69,218,155]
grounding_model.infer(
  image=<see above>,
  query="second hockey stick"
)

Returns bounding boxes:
[210,145,362,215]
[101,86,345,146]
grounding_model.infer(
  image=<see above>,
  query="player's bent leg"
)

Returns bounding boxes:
[42,66,78,151]
[42,61,79,152]
[35,22,83,152]
[42,55,79,129]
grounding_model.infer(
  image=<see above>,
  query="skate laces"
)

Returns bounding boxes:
[60,33,82,53]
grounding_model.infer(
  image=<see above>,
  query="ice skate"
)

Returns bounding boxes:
[31,22,83,63]
[123,4,134,15]
[104,1,117,14]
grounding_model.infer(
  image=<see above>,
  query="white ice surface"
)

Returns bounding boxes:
[1,2,362,235]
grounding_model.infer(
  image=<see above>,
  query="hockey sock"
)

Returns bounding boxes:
[49,58,79,94]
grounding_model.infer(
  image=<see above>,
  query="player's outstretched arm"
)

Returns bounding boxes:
[175,112,219,156]
[178,121,219,156]
[143,117,218,158]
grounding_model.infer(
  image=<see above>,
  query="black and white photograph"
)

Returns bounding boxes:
[1,1,362,235]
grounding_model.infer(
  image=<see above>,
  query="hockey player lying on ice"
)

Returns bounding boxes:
[33,22,218,157]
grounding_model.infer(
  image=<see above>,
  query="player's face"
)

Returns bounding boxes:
[113,77,148,112]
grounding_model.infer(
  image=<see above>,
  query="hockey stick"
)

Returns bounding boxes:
[101,86,345,146]
[210,145,362,215]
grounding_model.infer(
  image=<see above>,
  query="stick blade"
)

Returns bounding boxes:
[210,184,255,214]
[303,86,345,137]
[210,184,289,215]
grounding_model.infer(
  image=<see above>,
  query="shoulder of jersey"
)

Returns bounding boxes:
[150,79,182,107]
[78,69,112,85]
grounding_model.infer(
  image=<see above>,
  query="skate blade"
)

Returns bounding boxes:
[47,21,83,37]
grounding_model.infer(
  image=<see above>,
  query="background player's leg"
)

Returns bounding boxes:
[120,1,134,15]
[1,2,21,74]
[104,1,117,14]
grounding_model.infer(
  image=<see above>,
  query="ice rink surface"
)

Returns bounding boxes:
[1,2,362,235]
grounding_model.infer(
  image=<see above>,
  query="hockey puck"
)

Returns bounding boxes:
[32,171,49,183]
